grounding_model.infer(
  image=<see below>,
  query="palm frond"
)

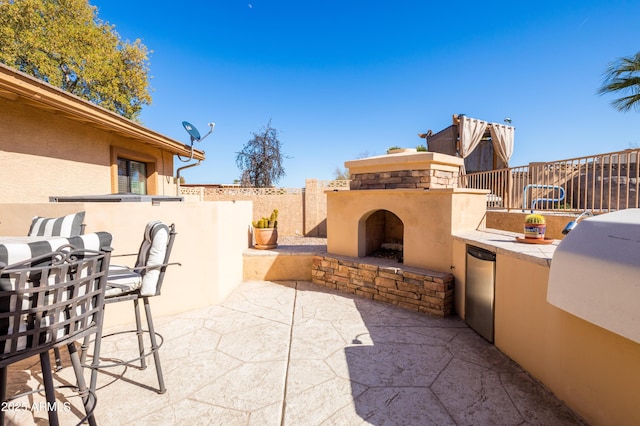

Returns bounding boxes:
[598,51,640,112]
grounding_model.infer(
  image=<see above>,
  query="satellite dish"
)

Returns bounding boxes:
[182,121,201,142]
[178,120,216,162]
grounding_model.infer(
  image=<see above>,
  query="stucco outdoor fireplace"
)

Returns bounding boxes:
[311,151,489,317]
[326,151,488,272]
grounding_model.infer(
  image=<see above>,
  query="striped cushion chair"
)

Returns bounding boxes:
[27,211,87,370]
[28,211,86,237]
[0,235,112,425]
[81,220,178,394]
[0,233,113,349]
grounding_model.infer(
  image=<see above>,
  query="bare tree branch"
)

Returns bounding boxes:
[236,120,288,187]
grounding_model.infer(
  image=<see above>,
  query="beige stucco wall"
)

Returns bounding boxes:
[181,187,304,236]
[497,255,640,426]
[0,96,178,202]
[326,188,487,272]
[451,239,468,317]
[246,192,303,237]
[181,186,304,236]
[486,210,577,240]
[243,251,314,281]
[451,240,640,426]
[303,179,333,237]
[0,200,252,328]
[181,179,350,237]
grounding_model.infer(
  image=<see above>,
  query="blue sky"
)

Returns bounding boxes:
[92,0,640,187]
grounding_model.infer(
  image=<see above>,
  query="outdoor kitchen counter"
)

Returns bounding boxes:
[452,228,560,268]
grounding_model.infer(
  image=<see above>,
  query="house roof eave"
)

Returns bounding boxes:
[0,63,205,161]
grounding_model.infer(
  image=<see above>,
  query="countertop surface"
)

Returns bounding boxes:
[453,228,560,267]
[244,232,560,268]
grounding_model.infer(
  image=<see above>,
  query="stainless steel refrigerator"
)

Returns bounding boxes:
[465,245,496,342]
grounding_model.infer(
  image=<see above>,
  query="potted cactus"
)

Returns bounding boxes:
[252,209,279,249]
[387,146,417,154]
[523,213,546,239]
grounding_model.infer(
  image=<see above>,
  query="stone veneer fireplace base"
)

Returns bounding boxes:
[312,254,454,317]
[321,150,487,317]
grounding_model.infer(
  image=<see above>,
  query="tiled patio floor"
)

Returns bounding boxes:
[5,280,586,425]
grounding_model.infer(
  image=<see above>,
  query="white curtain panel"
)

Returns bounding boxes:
[489,123,515,168]
[458,116,488,182]
[459,116,488,158]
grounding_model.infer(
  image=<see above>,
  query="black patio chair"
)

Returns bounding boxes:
[0,247,111,426]
[81,221,178,394]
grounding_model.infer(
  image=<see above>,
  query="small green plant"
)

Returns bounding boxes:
[554,201,571,210]
[416,144,427,152]
[386,146,401,153]
[525,213,546,224]
[253,209,279,228]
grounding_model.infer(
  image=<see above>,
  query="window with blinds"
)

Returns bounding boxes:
[117,158,147,194]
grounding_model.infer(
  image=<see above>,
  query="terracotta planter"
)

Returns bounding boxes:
[253,227,278,249]
[523,223,546,239]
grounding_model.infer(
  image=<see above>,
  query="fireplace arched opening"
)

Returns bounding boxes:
[360,209,404,263]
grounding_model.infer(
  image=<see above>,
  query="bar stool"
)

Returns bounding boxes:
[81,221,178,394]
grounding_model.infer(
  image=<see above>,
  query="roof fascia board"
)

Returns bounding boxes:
[0,63,204,160]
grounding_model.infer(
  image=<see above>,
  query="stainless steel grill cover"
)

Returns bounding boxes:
[547,209,640,343]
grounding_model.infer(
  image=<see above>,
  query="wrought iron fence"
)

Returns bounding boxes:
[462,148,640,212]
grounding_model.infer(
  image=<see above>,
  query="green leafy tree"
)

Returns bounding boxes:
[0,0,151,120]
[236,120,287,187]
[598,51,640,112]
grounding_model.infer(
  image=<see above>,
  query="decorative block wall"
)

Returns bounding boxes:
[180,179,350,237]
[311,254,455,317]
